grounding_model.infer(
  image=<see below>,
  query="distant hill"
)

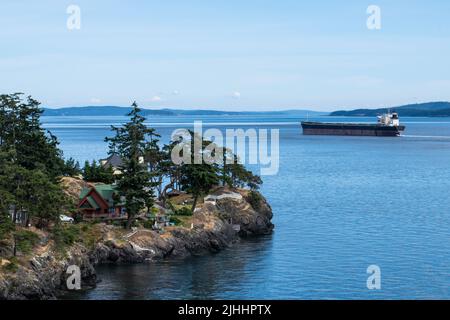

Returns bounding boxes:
[43,106,170,116]
[41,102,450,117]
[330,102,450,117]
[42,106,326,117]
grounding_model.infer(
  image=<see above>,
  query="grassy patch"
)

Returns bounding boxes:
[52,223,104,253]
[174,207,193,216]
[167,201,193,216]
[14,230,40,255]
[1,257,19,273]
[142,220,154,229]
[79,224,103,249]
[171,215,193,228]
[169,216,182,226]
[52,224,80,252]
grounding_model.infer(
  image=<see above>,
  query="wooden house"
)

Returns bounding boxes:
[78,184,126,220]
[100,154,124,175]
[100,153,145,175]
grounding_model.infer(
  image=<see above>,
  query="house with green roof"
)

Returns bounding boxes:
[78,184,126,220]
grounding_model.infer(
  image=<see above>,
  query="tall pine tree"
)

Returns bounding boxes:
[0,93,70,228]
[105,102,157,229]
[177,131,221,212]
[0,93,65,179]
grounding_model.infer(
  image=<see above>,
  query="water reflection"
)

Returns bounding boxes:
[64,235,274,300]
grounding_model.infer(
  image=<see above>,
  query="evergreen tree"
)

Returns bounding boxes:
[220,147,262,190]
[159,140,183,204]
[0,93,65,179]
[0,151,15,240]
[0,94,71,229]
[227,155,262,190]
[0,188,14,241]
[105,102,157,229]
[82,159,115,183]
[0,155,66,228]
[62,157,81,177]
[167,131,262,212]
[144,128,164,196]
[177,131,221,212]
[83,160,91,180]
[25,170,68,228]
[98,164,115,184]
[180,163,220,212]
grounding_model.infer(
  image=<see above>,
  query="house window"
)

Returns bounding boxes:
[109,207,115,214]
[121,207,126,215]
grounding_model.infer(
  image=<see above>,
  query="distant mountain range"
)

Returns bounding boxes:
[330,102,450,117]
[42,106,326,117]
[41,101,450,117]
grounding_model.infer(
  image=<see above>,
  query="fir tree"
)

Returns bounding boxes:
[0,94,71,229]
[177,131,221,212]
[82,160,115,183]
[105,102,157,229]
[62,157,81,177]
[0,93,65,179]
[0,188,14,241]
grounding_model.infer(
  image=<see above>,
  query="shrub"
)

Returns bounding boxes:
[81,224,90,232]
[166,201,176,214]
[0,211,14,241]
[143,220,154,229]
[112,220,124,228]
[14,230,40,255]
[72,211,84,224]
[82,227,102,249]
[91,218,102,225]
[52,224,80,251]
[2,257,19,273]
[169,216,182,226]
[248,190,263,210]
[175,207,193,216]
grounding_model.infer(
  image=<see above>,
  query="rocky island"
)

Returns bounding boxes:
[0,94,274,300]
[0,178,273,300]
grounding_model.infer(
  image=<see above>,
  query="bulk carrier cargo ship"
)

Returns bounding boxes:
[301,112,405,137]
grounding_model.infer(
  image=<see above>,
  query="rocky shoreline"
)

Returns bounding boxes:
[0,189,273,300]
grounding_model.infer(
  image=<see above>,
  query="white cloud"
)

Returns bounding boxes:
[172,90,180,95]
[90,98,101,103]
[232,91,241,99]
[150,95,162,102]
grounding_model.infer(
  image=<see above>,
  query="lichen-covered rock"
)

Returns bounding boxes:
[60,176,92,203]
[0,242,97,300]
[215,189,274,236]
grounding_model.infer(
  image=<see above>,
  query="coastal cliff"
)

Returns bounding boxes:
[0,188,273,300]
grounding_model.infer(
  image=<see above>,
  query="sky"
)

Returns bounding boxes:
[1,0,450,111]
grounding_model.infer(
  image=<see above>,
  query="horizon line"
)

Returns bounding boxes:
[41,100,450,113]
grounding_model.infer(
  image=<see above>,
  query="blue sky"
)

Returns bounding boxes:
[1,0,449,111]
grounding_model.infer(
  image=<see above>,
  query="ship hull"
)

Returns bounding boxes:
[301,122,405,137]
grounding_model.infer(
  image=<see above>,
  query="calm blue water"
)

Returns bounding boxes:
[48,115,450,300]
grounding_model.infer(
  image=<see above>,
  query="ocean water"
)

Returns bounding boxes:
[47,115,450,300]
